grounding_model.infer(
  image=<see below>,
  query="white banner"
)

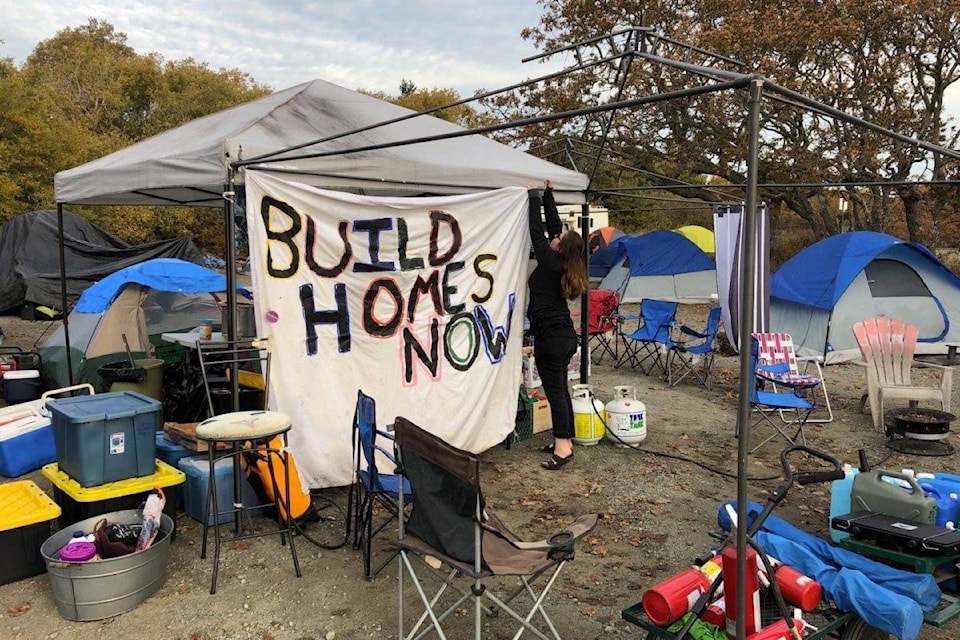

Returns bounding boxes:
[245,172,528,488]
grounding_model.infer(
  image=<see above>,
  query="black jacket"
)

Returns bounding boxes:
[527,188,575,338]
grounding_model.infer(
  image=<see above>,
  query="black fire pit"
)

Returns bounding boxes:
[888,407,956,456]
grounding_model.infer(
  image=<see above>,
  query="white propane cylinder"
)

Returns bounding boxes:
[605,385,647,447]
[571,384,605,445]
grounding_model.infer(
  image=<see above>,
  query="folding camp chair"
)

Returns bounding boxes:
[666,305,722,389]
[743,333,818,453]
[754,332,833,423]
[586,289,621,363]
[345,390,412,580]
[393,416,600,640]
[616,299,678,376]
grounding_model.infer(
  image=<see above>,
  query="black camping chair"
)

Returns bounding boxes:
[393,416,600,640]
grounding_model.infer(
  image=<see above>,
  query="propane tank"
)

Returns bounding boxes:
[571,384,605,445]
[605,385,647,447]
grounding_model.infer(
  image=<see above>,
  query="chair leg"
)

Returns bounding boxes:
[345,480,356,543]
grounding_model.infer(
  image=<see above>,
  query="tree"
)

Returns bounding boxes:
[500,1,960,247]
[0,20,270,251]
[360,82,497,130]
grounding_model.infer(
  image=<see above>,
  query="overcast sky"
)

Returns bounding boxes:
[0,0,567,96]
[3,1,958,144]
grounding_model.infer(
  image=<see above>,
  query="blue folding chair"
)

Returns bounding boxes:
[667,305,722,389]
[345,389,412,580]
[615,299,678,376]
[741,335,817,453]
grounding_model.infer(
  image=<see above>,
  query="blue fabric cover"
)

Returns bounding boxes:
[76,258,249,313]
[770,231,960,311]
[589,236,631,278]
[610,230,715,277]
[717,500,941,640]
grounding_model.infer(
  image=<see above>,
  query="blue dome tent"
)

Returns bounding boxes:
[770,231,960,363]
[598,230,717,303]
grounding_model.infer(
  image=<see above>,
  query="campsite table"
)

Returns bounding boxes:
[160,330,227,349]
[947,343,960,366]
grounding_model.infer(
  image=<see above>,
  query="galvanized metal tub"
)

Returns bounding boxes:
[40,509,173,621]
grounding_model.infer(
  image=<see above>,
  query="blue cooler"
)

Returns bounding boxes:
[178,457,264,525]
[0,409,56,477]
[155,434,201,508]
[3,370,41,405]
[46,391,160,488]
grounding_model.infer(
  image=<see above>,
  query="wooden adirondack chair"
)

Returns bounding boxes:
[852,316,953,432]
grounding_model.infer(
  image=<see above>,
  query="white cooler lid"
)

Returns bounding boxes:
[3,369,40,380]
[0,415,51,442]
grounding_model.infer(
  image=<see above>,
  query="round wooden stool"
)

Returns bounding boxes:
[195,410,302,594]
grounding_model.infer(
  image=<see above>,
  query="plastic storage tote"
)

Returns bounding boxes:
[42,461,183,534]
[47,391,161,487]
[155,433,202,508]
[178,456,264,525]
[0,481,61,585]
[40,509,174,621]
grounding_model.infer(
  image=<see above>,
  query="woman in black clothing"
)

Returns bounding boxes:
[527,180,588,470]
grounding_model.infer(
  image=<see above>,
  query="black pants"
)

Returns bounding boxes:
[533,332,578,440]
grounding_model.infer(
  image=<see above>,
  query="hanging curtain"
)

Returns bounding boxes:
[713,204,770,352]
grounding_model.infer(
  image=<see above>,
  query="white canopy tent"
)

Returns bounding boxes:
[53,77,589,415]
[54,79,588,206]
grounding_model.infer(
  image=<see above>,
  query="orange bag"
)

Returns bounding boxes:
[241,437,313,522]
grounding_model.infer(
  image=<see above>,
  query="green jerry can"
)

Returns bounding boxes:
[850,469,938,524]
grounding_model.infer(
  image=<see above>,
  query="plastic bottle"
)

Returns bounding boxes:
[60,530,97,562]
[829,464,859,542]
[919,484,959,528]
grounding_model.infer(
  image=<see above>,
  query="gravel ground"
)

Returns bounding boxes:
[1,311,958,640]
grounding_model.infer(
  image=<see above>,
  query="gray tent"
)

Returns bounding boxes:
[55,79,588,206]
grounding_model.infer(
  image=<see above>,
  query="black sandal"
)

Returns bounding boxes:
[541,453,574,471]
[539,444,555,454]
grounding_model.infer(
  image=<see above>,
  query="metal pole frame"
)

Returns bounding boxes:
[735,76,764,640]
[56,203,73,386]
[224,169,240,412]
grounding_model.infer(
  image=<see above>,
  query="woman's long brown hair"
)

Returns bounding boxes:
[558,231,588,300]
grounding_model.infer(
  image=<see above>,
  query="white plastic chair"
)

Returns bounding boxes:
[852,316,953,432]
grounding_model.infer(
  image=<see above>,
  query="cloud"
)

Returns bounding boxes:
[0,0,564,96]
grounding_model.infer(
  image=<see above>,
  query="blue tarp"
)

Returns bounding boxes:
[770,231,960,311]
[718,500,941,640]
[75,258,248,313]
[609,230,715,277]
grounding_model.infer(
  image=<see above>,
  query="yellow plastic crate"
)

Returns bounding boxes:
[42,460,185,531]
[0,480,60,532]
[0,480,61,585]
[41,460,185,502]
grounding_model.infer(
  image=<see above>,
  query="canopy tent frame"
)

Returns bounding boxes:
[53,27,960,640]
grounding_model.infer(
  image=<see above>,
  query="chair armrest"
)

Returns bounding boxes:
[377,428,396,440]
[374,444,397,463]
[912,360,950,371]
[678,325,708,340]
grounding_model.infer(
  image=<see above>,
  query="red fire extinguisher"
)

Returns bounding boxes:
[721,545,761,636]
